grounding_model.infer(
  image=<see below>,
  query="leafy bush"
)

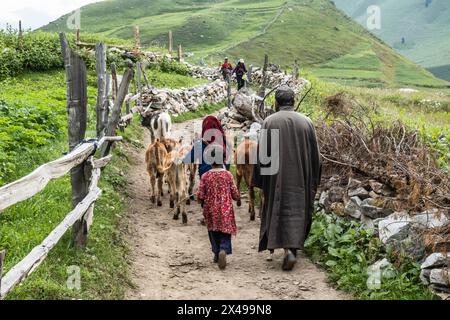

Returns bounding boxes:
[148,57,190,76]
[0,48,23,79]
[0,29,133,80]
[20,32,63,71]
[0,29,63,80]
[420,126,450,171]
[0,100,64,184]
[305,211,433,300]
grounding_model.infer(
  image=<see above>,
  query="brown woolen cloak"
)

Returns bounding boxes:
[253,106,322,252]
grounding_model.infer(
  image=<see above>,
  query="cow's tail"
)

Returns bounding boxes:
[145,148,150,165]
[155,143,165,177]
[160,113,171,140]
[175,164,180,187]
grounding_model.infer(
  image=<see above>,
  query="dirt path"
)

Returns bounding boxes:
[124,117,349,300]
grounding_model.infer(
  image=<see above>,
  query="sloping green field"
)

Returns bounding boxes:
[41,0,450,88]
[333,0,450,82]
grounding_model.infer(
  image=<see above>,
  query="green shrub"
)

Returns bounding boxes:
[0,47,23,79]
[0,30,63,80]
[305,211,433,300]
[148,57,190,76]
[20,32,63,71]
[0,29,132,80]
[0,100,63,184]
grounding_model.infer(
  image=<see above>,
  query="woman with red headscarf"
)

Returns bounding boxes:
[197,144,240,268]
[183,115,231,178]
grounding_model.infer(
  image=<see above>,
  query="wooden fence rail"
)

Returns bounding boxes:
[0,136,122,299]
[0,30,140,299]
[0,137,120,213]
[0,27,187,299]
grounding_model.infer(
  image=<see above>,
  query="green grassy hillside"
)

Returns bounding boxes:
[41,0,450,88]
[333,0,450,82]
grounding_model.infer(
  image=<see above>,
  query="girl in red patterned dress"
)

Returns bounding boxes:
[197,146,240,270]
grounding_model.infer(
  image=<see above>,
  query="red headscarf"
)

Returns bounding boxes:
[202,116,227,158]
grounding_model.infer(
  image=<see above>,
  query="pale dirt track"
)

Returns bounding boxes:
[124,117,349,300]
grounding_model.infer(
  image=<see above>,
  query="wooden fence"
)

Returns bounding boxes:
[0,25,282,299]
[0,32,142,299]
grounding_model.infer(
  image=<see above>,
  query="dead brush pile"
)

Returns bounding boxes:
[316,92,450,213]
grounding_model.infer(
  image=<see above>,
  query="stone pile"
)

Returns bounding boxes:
[185,61,308,90]
[218,71,309,132]
[187,64,221,81]
[218,89,263,131]
[140,80,228,115]
[143,51,165,62]
[250,67,308,94]
[318,176,450,294]
[421,253,450,294]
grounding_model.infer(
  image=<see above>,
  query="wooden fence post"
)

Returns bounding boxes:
[0,250,5,298]
[134,25,141,54]
[76,29,81,45]
[96,42,108,138]
[259,54,269,98]
[18,20,23,49]
[293,59,299,80]
[111,63,118,103]
[177,44,183,62]
[168,30,173,55]
[105,73,112,124]
[137,62,143,110]
[60,32,89,248]
[101,68,134,157]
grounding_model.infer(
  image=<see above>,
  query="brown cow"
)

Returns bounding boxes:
[235,138,263,221]
[145,139,168,207]
[163,146,190,224]
[178,144,198,205]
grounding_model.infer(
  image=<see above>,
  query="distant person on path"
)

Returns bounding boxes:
[220,57,233,81]
[233,59,247,91]
[253,85,322,271]
[198,145,241,270]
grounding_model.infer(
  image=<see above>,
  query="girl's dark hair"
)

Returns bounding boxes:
[206,143,225,166]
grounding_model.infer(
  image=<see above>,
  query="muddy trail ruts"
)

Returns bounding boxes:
[123,117,350,300]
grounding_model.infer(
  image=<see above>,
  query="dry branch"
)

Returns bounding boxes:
[316,93,450,212]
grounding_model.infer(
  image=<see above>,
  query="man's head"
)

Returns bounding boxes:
[275,85,295,111]
[224,57,229,62]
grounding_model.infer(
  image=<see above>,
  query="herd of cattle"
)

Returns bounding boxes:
[143,112,262,224]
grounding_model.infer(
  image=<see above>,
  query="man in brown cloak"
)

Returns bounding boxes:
[253,85,322,271]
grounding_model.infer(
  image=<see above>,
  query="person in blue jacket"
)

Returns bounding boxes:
[183,115,231,178]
